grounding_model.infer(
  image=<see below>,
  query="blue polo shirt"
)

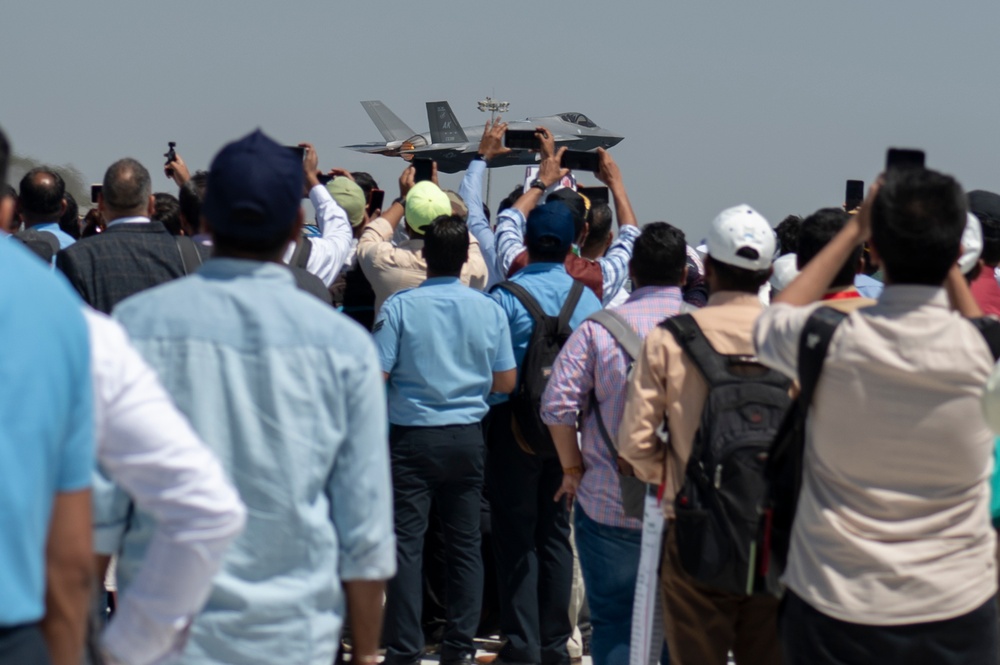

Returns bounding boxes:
[0,240,93,626]
[33,222,76,249]
[374,277,516,426]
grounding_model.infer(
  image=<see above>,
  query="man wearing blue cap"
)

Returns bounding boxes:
[486,146,601,665]
[110,129,396,665]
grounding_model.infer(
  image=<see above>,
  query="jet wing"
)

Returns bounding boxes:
[343,141,402,155]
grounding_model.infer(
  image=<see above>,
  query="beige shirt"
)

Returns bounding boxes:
[356,217,489,313]
[755,286,997,625]
[618,291,764,517]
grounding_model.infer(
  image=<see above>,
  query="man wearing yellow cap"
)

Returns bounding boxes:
[357,164,488,313]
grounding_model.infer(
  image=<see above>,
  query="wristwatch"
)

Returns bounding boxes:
[474,153,487,162]
[529,178,547,192]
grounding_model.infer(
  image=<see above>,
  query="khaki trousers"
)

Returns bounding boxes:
[660,527,781,665]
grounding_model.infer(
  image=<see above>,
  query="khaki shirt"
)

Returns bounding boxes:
[618,291,763,518]
[755,286,997,625]
[356,218,489,313]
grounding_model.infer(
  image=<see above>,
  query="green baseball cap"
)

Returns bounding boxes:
[326,177,367,227]
[405,181,451,233]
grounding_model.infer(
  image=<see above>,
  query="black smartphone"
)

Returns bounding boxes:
[317,173,335,185]
[164,141,177,177]
[561,150,601,173]
[886,148,925,171]
[413,158,434,183]
[845,180,865,212]
[578,185,610,206]
[286,145,306,160]
[90,184,102,204]
[505,129,541,151]
[368,189,385,216]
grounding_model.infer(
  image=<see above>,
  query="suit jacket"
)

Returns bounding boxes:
[56,221,211,314]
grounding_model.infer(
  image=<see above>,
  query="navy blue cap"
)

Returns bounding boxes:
[202,129,303,240]
[526,201,575,255]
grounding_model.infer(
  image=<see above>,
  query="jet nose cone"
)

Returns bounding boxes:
[603,133,624,148]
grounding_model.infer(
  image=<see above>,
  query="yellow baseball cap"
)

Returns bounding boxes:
[405,181,451,233]
[326,178,367,227]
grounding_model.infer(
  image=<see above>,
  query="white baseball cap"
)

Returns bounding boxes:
[769,253,800,292]
[959,212,983,276]
[706,205,777,271]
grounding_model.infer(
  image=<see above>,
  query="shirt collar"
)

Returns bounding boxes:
[706,291,763,308]
[876,285,948,309]
[196,257,297,285]
[31,221,62,231]
[420,276,462,287]
[626,285,682,303]
[516,262,567,276]
[106,216,151,228]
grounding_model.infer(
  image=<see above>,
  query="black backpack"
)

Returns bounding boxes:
[496,280,585,458]
[662,314,792,595]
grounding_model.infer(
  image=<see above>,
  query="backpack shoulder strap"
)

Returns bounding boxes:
[969,317,1000,362]
[587,309,642,360]
[175,236,203,275]
[797,307,848,406]
[495,281,548,325]
[662,314,732,386]
[289,237,312,269]
[557,280,586,331]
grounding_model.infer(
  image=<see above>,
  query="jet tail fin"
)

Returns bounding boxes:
[361,101,416,142]
[426,101,469,144]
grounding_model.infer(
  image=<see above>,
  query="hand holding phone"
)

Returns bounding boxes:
[90,184,102,204]
[845,180,865,212]
[561,150,601,173]
[578,186,610,206]
[505,129,541,151]
[368,189,385,217]
[164,142,177,178]
[885,148,925,172]
[413,158,435,183]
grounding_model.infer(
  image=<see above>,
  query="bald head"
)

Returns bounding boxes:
[102,158,153,219]
[18,168,66,224]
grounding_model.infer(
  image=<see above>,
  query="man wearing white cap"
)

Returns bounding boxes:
[618,205,781,664]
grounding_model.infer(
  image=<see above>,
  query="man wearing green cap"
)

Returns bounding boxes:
[357,164,488,313]
[325,173,379,329]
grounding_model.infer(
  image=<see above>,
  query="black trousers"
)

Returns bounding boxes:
[383,423,486,665]
[486,403,572,665]
[0,623,51,665]
[780,590,999,665]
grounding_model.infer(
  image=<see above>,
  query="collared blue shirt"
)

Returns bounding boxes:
[854,273,884,299]
[108,259,395,665]
[0,240,93,626]
[374,276,515,426]
[32,221,76,249]
[490,263,602,403]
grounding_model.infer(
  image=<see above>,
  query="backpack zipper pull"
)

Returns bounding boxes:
[714,465,723,489]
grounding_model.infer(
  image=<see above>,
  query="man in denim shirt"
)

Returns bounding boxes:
[106,130,396,665]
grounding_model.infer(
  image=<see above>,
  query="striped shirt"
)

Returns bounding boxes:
[541,286,683,529]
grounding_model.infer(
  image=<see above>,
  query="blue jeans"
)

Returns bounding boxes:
[574,505,649,665]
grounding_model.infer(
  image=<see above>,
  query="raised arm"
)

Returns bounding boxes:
[594,148,641,302]
[297,143,354,286]
[462,118,511,286]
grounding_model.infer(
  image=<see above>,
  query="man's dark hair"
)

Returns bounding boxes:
[630,222,687,287]
[775,215,802,255]
[103,158,151,212]
[350,171,378,200]
[19,168,66,221]
[528,240,569,264]
[179,170,208,231]
[423,215,469,276]
[797,208,861,288]
[706,256,771,293]
[213,209,291,255]
[152,192,183,235]
[498,184,523,217]
[1,184,15,200]
[582,203,613,255]
[871,168,965,286]
[59,191,80,240]
[0,127,9,187]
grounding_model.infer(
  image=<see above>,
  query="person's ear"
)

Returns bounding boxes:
[146,194,156,218]
[59,198,68,218]
[681,264,689,286]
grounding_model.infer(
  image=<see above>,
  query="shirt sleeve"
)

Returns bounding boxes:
[617,329,670,484]
[87,311,247,665]
[753,302,819,381]
[460,160,502,288]
[541,323,597,427]
[597,224,641,306]
[58,306,94,492]
[983,361,1000,434]
[372,298,401,374]
[496,207,528,276]
[328,338,396,581]
[304,185,354,287]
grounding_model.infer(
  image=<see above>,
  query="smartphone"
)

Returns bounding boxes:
[90,184,102,204]
[164,141,177,177]
[561,150,601,173]
[367,189,385,216]
[286,145,306,160]
[578,185,610,206]
[845,180,865,212]
[505,129,541,151]
[317,173,335,185]
[413,158,434,183]
[885,148,925,171]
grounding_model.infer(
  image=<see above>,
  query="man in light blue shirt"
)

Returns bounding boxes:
[18,167,76,248]
[107,129,395,665]
[374,215,516,665]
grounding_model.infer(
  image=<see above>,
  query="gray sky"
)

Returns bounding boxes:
[3,0,998,240]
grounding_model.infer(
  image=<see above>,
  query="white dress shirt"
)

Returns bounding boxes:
[281,184,353,286]
[85,309,246,665]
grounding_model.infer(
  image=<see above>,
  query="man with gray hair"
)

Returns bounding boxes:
[56,158,210,313]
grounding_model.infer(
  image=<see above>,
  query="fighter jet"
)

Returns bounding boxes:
[343,100,624,173]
